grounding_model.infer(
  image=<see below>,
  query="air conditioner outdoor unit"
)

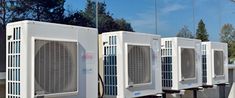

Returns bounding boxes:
[6,20,98,98]
[201,42,228,86]
[99,31,162,98]
[161,37,202,91]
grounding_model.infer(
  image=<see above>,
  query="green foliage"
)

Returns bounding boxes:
[61,0,133,33]
[79,0,133,33]
[196,19,209,41]
[1,0,133,33]
[220,24,235,61]
[176,25,194,38]
[0,1,25,25]
[97,14,120,33]
[220,24,235,43]
[0,0,27,70]
[63,11,94,27]
[115,18,133,31]
[16,0,65,23]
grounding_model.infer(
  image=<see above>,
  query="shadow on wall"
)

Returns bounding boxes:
[0,28,6,73]
[0,84,5,98]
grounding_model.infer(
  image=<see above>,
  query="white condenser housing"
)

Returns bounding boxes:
[99,31,162,98]
[201,42,228,86]
[6,20,98,98]
[161,37,202,91]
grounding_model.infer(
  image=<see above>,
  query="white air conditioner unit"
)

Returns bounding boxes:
[99,31,162,98]
[6,20,98,98]
[161,37,202,91]
[201,42,228,86]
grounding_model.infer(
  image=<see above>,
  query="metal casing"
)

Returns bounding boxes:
[99,31,162,98]
[6,20,98,98]
[201,42,228,86]
[161,37,202,91]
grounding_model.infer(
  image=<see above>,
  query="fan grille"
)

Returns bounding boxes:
[181,48,196,79]
[128,45,151,85]
[34,40,77,95]
[214,51,224,76]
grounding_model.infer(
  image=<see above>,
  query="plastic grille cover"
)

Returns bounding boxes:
[128,45,151,85]
[181,48,196,79]
[214,51,224,76]
[34,40,77,95]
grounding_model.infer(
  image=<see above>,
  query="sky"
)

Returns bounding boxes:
[65,0,235,41]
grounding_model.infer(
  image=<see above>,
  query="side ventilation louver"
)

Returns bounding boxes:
[104,36,117,96]
[202,44,207,83]
[7,27,21,98]
[161,41,173,87]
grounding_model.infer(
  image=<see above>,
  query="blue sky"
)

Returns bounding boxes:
[65,0,235,41]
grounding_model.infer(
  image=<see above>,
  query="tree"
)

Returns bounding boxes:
[220,24,235,43]
[0,0,66,71]
[82,0,133,33]
[0,0,27,26]
[97,14,120,33]
[115,18,133,31]
[196,19,209,41]
[14,0,65,23]
[0,0,27,71]
[176,25,194,38]
[220,24,235,62]
[63,11,94,27]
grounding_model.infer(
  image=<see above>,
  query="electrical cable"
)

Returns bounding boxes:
[98,73,104,98]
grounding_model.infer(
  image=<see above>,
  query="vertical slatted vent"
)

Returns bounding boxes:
[161,41,173,87]
[202,44,207,83]
[34,40,77,96]
[128,45,151,85]
[7,27,21,98]
[104,36,117,96]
